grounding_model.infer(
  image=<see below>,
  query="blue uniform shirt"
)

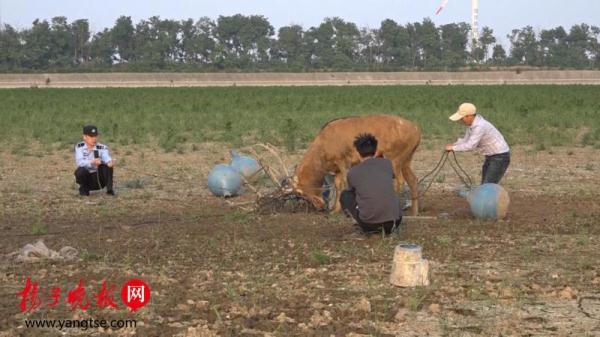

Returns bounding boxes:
[75,141,112,173]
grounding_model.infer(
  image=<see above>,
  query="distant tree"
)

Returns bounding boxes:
[0,25,22,69]
[415,18,442,69]
[439,22,469,69]
[508,26,540,66]
[358,27,380,69]
[49,16,74,67]
[591,26,600,68]
[180,18,196,63]
[271,24,307,68]
[180,17,216,65]
[159,19,183,62]
[247,15,275,66]
[214,14,274,68]
[133,17,161,67]
[566,24,593,68]
[377,19,410,67]
[405,23,420,68]
[3,14,600,72]
[539,26,568,67]
[491,44,507,66]
[215,15,245,67]
[71,19,90,64]
[90,29,114,66]
[132,16,182,68]
[111,16,135,63]
[305,17,360,69]
[196,17,217,65]
[21,19,52,69]
[476,26,496,63]
[470,46,484,64]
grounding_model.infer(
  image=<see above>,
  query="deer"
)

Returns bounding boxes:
[288,114,421,215]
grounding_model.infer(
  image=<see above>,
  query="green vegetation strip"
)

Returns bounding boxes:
[0,85,599,151]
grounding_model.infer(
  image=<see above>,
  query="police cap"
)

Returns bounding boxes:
[83,125,99,136]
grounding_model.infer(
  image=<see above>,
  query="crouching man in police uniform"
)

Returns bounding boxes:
[74,125,115,196]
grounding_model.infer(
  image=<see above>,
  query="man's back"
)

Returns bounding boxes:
[347,157,401,224]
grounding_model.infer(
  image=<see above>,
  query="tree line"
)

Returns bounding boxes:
[0,15,599,72]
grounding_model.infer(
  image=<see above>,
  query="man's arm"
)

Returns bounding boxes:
[75,146,93,169]
[346,170,356,192]
[100,146,113,166]
[453,125,485,152]
[452,128,470,147]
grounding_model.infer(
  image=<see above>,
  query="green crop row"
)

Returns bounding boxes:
[0,85,599,151]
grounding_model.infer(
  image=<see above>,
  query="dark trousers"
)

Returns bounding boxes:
[74,165,113,193]
[482,152,510,184]
[340,189,401,234]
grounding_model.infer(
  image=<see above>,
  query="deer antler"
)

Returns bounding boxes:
[246,147,283,188]
[236,143,294,193]
[256,143,290,178]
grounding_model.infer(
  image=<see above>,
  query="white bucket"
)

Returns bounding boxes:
[390,244,430,287]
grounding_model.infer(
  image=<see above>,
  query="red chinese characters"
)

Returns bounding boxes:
[94,281,118,309]
[67,279,90,310]
[47,286,61,308]
[16,277,150,312]
[16,277,41,313]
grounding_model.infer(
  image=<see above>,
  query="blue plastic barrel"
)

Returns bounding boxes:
[229,150,261,180]
[207,164,243,197]
[466,183,510,220]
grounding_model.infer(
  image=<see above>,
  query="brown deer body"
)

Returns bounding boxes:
[291,114,421,215]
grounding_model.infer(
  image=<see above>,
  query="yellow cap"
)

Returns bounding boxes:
[449,103,477,121]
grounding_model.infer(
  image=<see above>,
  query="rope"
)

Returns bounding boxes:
[112,149,472,212]
[259,151,473,206]
[95,169,102,190]
[417,151,449,197]
[448,151,473,189]
[416,151,473,199]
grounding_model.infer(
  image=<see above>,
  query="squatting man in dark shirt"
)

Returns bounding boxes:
[340,133,402,234]
[74,125,115,196]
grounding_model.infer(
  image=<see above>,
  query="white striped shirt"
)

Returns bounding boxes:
[453,115,509,156]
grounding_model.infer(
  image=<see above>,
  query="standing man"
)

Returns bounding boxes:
[340,133,402,234]
[74,125,115,196]
[445,102,510,184]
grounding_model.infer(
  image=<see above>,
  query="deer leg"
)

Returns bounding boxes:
[309,195,326,210]
[391,160,405,192]
[332,167,348,213]
[401,162,419,216]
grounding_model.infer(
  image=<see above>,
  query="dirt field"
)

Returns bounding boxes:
[1,143,599,336]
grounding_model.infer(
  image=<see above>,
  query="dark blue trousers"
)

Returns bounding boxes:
[482,152,510,184]
[74,164,114,195]
[340,189,401,234]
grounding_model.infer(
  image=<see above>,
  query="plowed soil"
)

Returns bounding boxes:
[1,145,599,336]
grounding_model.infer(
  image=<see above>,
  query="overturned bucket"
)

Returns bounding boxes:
[390,244,430,287]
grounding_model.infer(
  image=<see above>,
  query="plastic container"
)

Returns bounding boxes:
[207,164,243,197]
[229,150,261,180]
[465,183,510,220]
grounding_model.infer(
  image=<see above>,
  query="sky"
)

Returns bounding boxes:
[1,0,599,45]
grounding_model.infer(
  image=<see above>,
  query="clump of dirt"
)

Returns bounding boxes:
[255,192,319,214]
